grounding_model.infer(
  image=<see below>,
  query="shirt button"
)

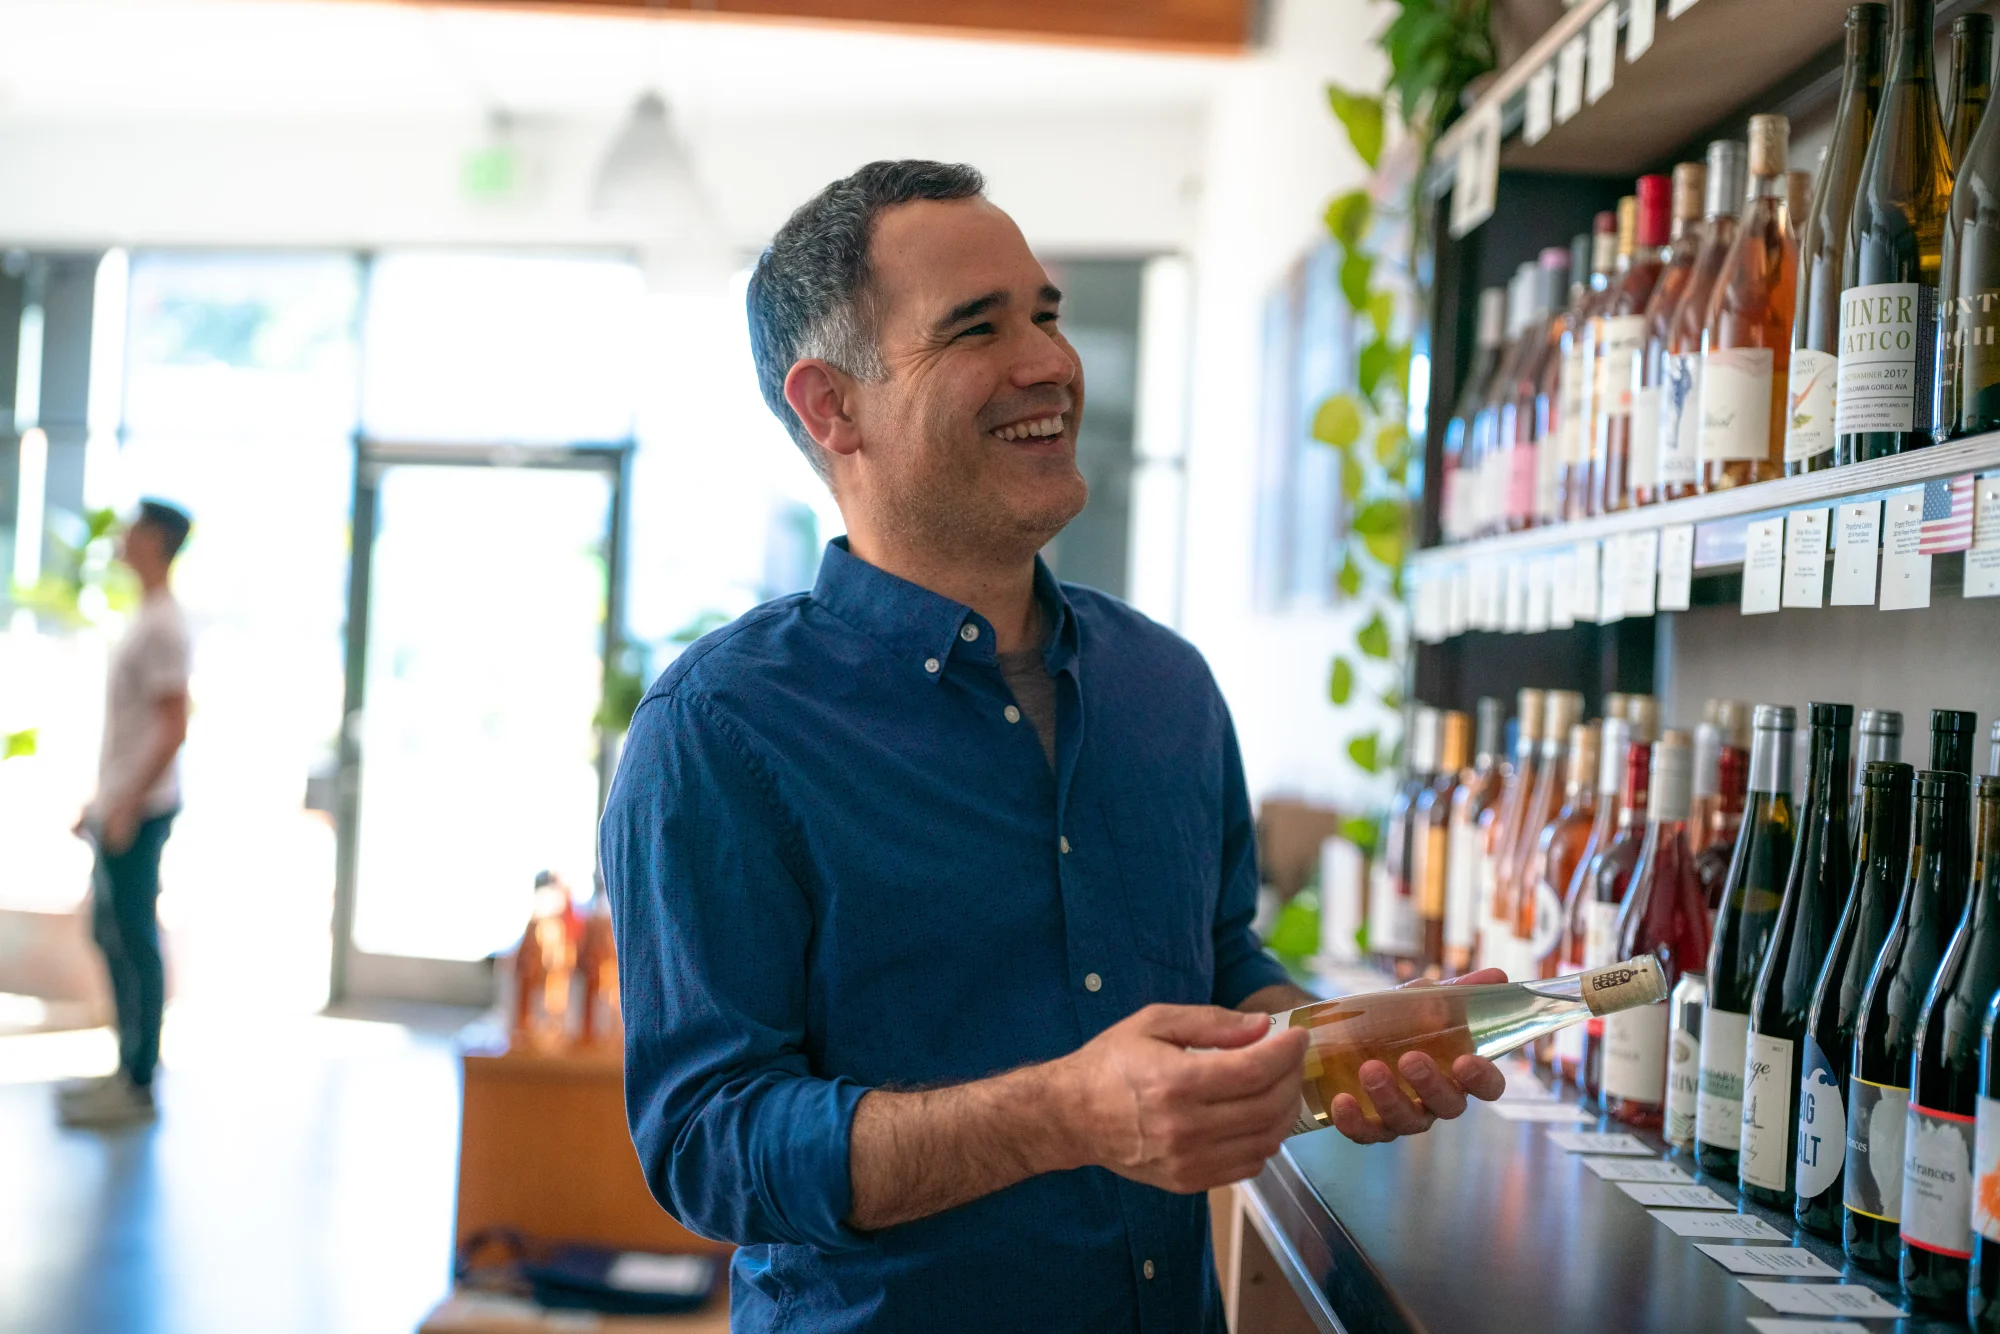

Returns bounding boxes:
[1004,705,1021,724]
[1143,1260,1155,1280]
[1059,836,1071,854]
[1084,972,1102,992]
[924,657,940,674]
[959,624,979,642]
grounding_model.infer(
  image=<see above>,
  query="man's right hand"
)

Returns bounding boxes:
[1047,1004,1310,1194]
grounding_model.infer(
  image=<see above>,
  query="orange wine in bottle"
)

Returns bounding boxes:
[1554,716,1629,1086]
[1446,698,1507,975]
[1563,214,1619,521]
[1660,141,1746,502]
[1483,690,1546,977]
[1594,176,1672,513]
[1416,710,1472,977]
[1632,163,1706,508]
[1503,691,1584,976]
[1442,288,1508,542]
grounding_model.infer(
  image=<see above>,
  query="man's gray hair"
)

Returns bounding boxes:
[747,160,987,478]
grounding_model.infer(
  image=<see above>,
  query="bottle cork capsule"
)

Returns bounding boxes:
[1747,113,1789,178]
[1786,168,1813,223]
[1671,161,1706,221]
[1583,956,1669,1015]
[1615,195,1637,256]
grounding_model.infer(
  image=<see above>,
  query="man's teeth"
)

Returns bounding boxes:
[993,415,1065,441]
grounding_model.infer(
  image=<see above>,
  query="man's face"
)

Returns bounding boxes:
[842,198,1087,560]
[118,522,162,576]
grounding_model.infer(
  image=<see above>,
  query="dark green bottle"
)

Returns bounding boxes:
[1967,783,2000,1330]
[1846,770,1973,1275]
[1798,761,1915,1237]
[1901,775,1998,1311]
[1742,704,1854,1208]
[1698,705,1796,1178]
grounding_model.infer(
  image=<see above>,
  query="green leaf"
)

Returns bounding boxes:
[1356,611,1392,659]
[1312,393,1363,448]
[1338,815,1378,853]
[1329,657,1355,705]
[1323,189,1373,250]
[1266,890,1321,960]
[1367,290,1396,339]
[1380,686,1404,713]
[3,729,36,760]
[1347,731,1382,773]
[1339,249,1375,312]
[1357,338,1394,402]
[1362,526,1405,568]
[1351,498,1403,536]
[1374,421,1408,464]
[1336,553,1363,597]
[1325,87,1384,169]
[1340,449,1365,497]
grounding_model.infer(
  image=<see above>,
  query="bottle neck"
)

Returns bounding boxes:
[1803,721,1853,834]
[1971,783,2000,921]
[1859,779,1915,889]
[1891,0,1939,84]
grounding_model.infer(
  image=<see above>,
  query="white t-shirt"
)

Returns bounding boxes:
[93,591,191,819]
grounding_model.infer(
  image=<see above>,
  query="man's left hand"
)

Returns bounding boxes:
[1327,967,1509,1145]
[100,802,139,856]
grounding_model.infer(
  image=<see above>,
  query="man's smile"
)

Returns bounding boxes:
[990,412,1068,443]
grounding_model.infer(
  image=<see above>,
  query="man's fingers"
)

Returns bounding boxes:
[1140,1003,1273,1051]
[1399,1051,1468,1119]
[1450,1053,1507,1102]
[1326,1092,1394,1144]
[1168,1026,1307,1103]
[1450,967,1508,987]
[1358,1060,1437,1137]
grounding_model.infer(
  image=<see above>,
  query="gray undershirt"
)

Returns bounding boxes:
[995,648,1056,769]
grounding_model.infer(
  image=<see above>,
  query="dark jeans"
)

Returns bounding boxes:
[91,812,175,1089]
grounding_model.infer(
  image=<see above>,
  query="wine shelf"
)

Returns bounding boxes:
[1407,429,2000,578]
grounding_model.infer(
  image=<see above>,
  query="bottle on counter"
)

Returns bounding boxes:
[1632,162,1707,509]
[575,889,621,1046]
[1846,768,1974,1276]
[1661,141,1747,503]
[1503,691,1585,976]
[1939,24,2000,444]
[1947,12,1994,169]
[1564,213,1621,522]
[1580,724,1660,1102]
[1417,710,1472,977]
[1446,698,1508,976]
[1693,709,1754,911]
[1593,175,1673,514]
[1605,732,1711,1129]
[1840,0,1953,464]
[1442,288,1509,543]
[1798,761,1916,1238]
[1555,716,1631,1087]
[1788,3,1888,475]
[1699,114,1797,493]
[1741,703,1855,1210]
[1901,775,2000,1312]
[1668,972,1708,1151]
[1521,721,1602,989]
[1372,706,1440,980]
[1280,958,1668,1133]
[1480,690,1545,975]
[1698,705,1798,1177]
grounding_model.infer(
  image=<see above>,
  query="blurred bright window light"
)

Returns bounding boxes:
[361,252,643,445]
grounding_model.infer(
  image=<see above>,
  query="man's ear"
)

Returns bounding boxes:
[783,360,864,459]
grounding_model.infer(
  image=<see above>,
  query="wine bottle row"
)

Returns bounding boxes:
[1438,0,2000,548]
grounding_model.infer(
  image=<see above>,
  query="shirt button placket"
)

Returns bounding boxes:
[1083,972,1102,992]
[1142,1260,1155,1280]
[959,624,979,642]
[1004,705,1020,724]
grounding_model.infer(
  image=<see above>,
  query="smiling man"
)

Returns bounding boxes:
[600,161,1503,1333]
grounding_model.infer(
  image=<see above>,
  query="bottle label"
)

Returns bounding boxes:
[1697,347,1775,462]
[1507,436,1538,521]
[1659,351,1701,484]
[1444,818,1482,951]
[1843,1075,1908,1222]
[1630,384,1661,491]
[1939,288,2000,433]
[1602,1002,1669,1101]
[1535,414,1563,522]
[1900,1102,1976,1258]
[1836,281,1929,434]
[1583,899,1619,970]
[1528,878,1566,965]
[1783,348,1838,462]
[1367,859,1397,952]
[1795,1034,1845,1199]
[1561,345,1587,465]
[1419,825,1450,918]
[1695,1007,1750,1151]
[1554,1011,1588,1068]
[1973,1095,2000,1242]
[1594,315,1648,432]
[1667,1024,1701,1146]
[1738,1031,1796,1191]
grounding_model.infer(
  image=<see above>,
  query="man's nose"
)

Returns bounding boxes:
[1008,324,1078,390]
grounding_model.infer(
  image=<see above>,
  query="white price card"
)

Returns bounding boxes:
[1780,507,1829,609]
[1548,1129,1653,1155]
[1555,34,1587,123]
[1449,565,1472,636]
[1504,559,1530,632]
[1487,1101,1595,1122]
[1657,522,1694,610]
[1740,516,1784,614]
[1598,533,1628,623]
[1523,64,1556,146]
[1879,486,1931,610]
[1495,1073,1556,1102]
[1624,528,1659,616]
[1829,500,1881,605]
[1526,557,1554,632]
[1693,1244,1839,1278]
[1626,0,1656,59]
[1667,0,1698,16]
[1448,102,1502,239]
[1748,1322,1863,1334]
[1614,1181,1733,1209]
[1580,1156,1694,1183]
[1738,1280,1905,1318]
[1585,5,1618,103]
[1550,550,1577,628]
[1966,473,2000,598]
[1572,540,1601,624]
[1648,1210,1789,1240]
[1470,560,1497,629]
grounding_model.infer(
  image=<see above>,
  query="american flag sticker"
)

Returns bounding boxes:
[1918,474,1976,554]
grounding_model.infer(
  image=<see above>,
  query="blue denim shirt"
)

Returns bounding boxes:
[600,539,1286,1333]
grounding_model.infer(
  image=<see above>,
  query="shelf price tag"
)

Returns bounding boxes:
[1625,0,1656,60]
[1828,500,1881,605]
[1448,102,1502,239]
[1693,1245,1839,1278]
[1555,34,1587,124]
[1740,516,1784,615]
[1747,1321,1866,1334]
[1547,1129,1652,1154]
[1648,1210,1788,1240]
[1572,539,1601,624]
[1598,533,1627,623]
[1613,1181,1733,1208]
[1737,1280,1905,1318]
[1965,473,2000,599]
[1656,522,1694,610]
[1878,486,1931,611]
[1586,5,1618,103]
[1781,507,1829,608]
[1550,549,1577,628]
[1624,529,1658,616]
[1526,556,1553,632]
[1523,64,1555,146]
[1449,564,1472,636]
[1666,0,1698,17]
[1579,1156,1693,1182]
[1503,560,1528,632]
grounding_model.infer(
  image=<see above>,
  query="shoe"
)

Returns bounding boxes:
[57,1072,124,1103]
[58,1075,156,1129]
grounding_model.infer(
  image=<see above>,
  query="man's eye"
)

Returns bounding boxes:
[957,322,994,338]
[1034,311,1059,325]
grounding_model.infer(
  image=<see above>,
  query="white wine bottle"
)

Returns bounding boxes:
[1276,958,1668,1131]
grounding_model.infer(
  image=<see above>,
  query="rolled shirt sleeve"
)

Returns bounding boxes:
[1208,712,1290,1009]
[601,690,871,1252]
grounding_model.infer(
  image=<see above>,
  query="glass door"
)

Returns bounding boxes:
[332,444,626,1004]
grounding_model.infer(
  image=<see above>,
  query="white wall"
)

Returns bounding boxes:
[1178,0,1394,813]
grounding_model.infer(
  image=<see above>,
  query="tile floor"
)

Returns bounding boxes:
[0,1002,477,1334]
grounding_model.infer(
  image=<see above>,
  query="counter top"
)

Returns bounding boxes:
[1242,1067,1967,1334]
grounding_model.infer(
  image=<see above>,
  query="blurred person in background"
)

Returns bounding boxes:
[601,162,1503,1332]
[60,499,193,1130]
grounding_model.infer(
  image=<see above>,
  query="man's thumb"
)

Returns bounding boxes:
[1145,1004,1273,1050]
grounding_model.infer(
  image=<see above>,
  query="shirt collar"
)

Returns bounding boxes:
[811,538,1078,684]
